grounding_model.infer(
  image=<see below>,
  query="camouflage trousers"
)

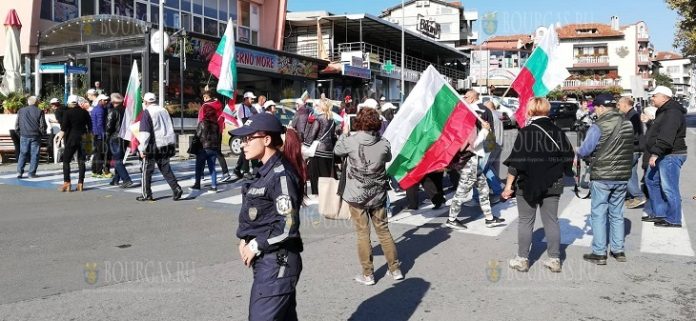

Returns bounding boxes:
[449,156,493,220]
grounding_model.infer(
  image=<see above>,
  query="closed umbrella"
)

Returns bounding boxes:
[0,9,22,96]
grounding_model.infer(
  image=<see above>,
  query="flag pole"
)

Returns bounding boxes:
[400,0,405,105]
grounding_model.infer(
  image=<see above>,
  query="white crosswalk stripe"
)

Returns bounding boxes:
[641,211,695,257]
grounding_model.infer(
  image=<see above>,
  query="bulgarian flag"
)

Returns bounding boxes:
[119,61,143,154]
[208,18,236,99]
[383,66,481,190]
[511,24,570,127]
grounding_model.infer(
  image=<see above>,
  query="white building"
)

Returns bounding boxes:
[553,17,654,97]
[380,0,478,48]
[468,34,534,95]
[654,51,692,99]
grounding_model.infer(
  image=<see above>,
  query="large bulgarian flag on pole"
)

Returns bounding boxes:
[119,60,143,153]
[383,65,481,190]
[208,18,236,100]
[511,24,570,127]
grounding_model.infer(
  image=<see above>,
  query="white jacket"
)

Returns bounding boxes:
[138,104,177,153]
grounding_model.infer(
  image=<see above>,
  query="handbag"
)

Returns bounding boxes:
[317,162,350,220]
[81,133,94,154]
[187,135,202,155]
[301,121,334,159]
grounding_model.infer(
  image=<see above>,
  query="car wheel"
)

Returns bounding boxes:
[229,137,242,156]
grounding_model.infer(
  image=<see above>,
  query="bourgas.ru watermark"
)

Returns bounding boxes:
[484,259,599,284]
[82,260,196,286]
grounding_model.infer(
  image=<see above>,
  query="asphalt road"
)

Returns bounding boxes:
[0,115,695,321]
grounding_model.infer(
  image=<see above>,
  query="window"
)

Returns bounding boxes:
[100,0,113,15]
[667,66,682,75]
[193,0,203,14]
[204,0,217,18]
[218,22,227,36]
[181,0,191,11]
[135,1,148,21]
[193,15,202,33]
[150,4,159,24]
[81,0,95,16]
[40,0,52,20]
[237,1,259,45]
[164,0,179,9]
[204,18,218,36]
[219,0,229,21]
[181,12,191,31]
[164,8,179,28]
[115,0,134,17]
[54,0,79,22]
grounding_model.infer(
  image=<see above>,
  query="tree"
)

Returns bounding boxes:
[666,0,696,55]
[651,72,675,91]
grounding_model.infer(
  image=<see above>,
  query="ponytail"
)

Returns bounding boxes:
[274,127,307,201]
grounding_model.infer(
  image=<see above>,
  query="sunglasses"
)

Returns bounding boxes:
[241,135,267,144]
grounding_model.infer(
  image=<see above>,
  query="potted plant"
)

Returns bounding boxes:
[2,92,26,114]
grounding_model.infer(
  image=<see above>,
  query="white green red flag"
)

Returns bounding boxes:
[119,61,143,153]
[208,18,237,99]
[383,65,480,190]
[512,24,570,127]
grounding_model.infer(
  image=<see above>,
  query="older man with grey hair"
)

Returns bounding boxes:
[15,96,47,178]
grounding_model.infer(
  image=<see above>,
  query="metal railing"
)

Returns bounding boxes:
[562,79,621,88]
[638,54,650,62]
[574,55,609,64]
[637,32,649,40]
[334,42,466,80]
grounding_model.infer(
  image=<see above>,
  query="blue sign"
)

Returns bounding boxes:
[66,66,88,74]
[343,64,371,79]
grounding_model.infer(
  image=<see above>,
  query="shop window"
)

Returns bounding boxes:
[181,0,191,11]
[81,0,95,16]
[219,0,229,20]
[115,0,134,17]
[181,12,191,31]
[164,0,179,9]
[164,8,180,28]
[135,1,148,21]
[193,0,203,14]
[204,18,218,36]
[99,0,113,15]
[150,4,159,24]
[193,16,202,33]
[204,0,217,18]
[40,0,52,20]
[54,0,79,22]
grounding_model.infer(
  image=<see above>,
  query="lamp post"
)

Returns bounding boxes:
[159,1,164,106]
[401,0,405,104]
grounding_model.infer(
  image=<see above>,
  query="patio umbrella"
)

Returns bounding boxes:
[0,9,22,96]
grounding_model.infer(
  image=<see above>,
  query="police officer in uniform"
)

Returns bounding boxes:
[232,112,307,321]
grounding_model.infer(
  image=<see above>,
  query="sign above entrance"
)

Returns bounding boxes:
[416,14,441,39]
[343,64,372,79]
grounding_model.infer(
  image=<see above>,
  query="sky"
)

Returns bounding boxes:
[288,0,680,53]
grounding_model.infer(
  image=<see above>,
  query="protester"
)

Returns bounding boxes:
[334,107,402,285]
[290,97,311,142]
[192,105,221,193]
[49,98,65,126]
[90,94,111,178]
[576,94,634,265]
[483,100,505,202]
[617,96,646,208]
[643,86,688,228]
[303,98,336,195]
[232,112,306,321]
[137,93,183,202]
[502,98,574,273]
[199,90,233,182]
[15,96,47,179]
[234,91,257,179]
[59,95,92,192]
[105,93,133,188]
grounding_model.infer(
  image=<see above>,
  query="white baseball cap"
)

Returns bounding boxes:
[295,98,305,106]
[263,100,277,108]
[380,102,397,112]
[96,94,109,101]
[67,95,78,104]
[143,92,157,103]
[380,96,386,101]
[243,91,256,99]
[649,86,673,98]
[86,88,97,95]
[358,98,379,109]
[643,106,657,119]
[49,98,60,104]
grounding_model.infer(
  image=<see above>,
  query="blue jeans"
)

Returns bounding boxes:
[17,136,40,175]
[109,137,132,183]
[645,154,687,225]
[627,152,645,199]
[196,148,218,188]
[478,151,503,196]
[590,181,627,255]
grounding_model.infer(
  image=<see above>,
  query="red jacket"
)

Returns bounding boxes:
[198,99,225,134]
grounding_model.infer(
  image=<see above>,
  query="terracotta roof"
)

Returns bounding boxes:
[557,23,624,39]
[486,34,533,43]
[654,51,683,61]
[474,34,533,51]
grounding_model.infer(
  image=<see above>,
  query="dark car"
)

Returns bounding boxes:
[549,101,579,130]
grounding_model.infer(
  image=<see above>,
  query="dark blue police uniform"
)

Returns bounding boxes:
[237,151,303,321]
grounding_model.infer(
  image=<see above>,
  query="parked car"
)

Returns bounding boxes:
[549,101,580,130]
[481,95,517,128]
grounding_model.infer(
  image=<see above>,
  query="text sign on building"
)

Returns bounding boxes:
[416,14,441,39]
[351,56,364,68]
[343,64,372,79]
[236,47,277,73]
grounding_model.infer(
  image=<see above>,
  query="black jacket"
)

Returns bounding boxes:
[106,103,125,140]
[62,107,92,148]
[624,108,643,152]
[196,120,221,150]
[645,99,687,157]
[15,105,47,138]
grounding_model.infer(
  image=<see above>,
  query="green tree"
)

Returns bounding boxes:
[666,0,696,55]
[651,72,675,91]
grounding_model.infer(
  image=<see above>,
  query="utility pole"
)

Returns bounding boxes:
[401,0,405,104]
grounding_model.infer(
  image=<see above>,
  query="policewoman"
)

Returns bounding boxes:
[232,112,307,321]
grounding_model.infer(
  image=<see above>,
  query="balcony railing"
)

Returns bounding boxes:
[637,32,649,40]
[638,54,650,63]
[574,55,609,65]
[562,79,621,88]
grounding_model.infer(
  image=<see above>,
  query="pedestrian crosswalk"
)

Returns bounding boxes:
[1,161,693,257]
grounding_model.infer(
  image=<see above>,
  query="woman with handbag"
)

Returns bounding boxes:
[192,105,220,193]
[231,112,306,321]
[334,108,402,286]
[59,95,92,192]
[502,97,575,273]
[303,99,336,195]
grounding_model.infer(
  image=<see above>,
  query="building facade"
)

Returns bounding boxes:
[654,51,693,100]
[468,34,533,95]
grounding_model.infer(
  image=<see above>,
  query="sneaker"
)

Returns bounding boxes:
[509,256,529,272]
[610,252,627,262]
[220,173,234,183]
[354,274,376,286]
[386,269,404,281]
[485,217,506,228]
[543,258,562,273]
[626,198,646,209]
[28,173,38,178]
[120,181,134,189]
[102,172,113,179]
[16,173,23,179]
[208,186,218,193]
[173,187,183,201]
[91,173,103,178]
[233,169,243,179]
[445,219,468,230]
[136,195,155,202]
[582,253,607,265]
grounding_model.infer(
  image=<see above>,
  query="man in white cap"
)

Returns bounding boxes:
[137,92,183,201]
[86,88,98,111]
[263,100,277,115]
[643,86,688,228]
[233,91,258,178]
[90,94,111,178]
[49,98,66,126]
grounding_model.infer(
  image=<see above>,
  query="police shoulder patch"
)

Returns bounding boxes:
[275,195,293,216]
[248,207,258,221]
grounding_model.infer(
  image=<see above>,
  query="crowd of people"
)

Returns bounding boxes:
[10,83,690,320]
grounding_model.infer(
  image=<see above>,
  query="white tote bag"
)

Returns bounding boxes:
[301,121,334,159]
